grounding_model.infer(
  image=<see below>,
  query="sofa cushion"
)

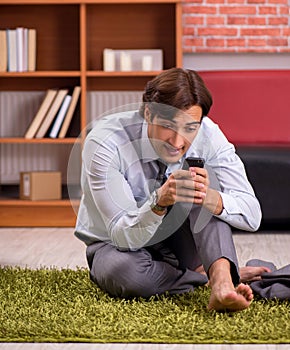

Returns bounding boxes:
[236,146,290,225]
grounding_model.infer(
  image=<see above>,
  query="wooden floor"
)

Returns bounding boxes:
[0,227,289,350]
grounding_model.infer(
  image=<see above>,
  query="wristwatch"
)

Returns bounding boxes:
[150,190,167,212]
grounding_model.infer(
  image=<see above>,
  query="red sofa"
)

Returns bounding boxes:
[199,70,290,228]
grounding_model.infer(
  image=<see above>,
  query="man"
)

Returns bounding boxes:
[75,68,269,311]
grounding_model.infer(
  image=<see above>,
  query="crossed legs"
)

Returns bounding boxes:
[86,206,269,311]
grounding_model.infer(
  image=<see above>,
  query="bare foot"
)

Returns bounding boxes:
[240,266,271,283]
[208,282,253,312]
[194,265,207,276]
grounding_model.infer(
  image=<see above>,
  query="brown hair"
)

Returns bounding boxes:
[140,68,212,120]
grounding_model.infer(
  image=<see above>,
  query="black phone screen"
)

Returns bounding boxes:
[182,157,205,170]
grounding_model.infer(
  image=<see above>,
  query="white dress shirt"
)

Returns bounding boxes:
[75,110,261,249]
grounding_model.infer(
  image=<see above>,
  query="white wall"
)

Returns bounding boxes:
[183,53,290,71]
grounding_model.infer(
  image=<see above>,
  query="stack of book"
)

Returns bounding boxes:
[24,86,81,139]
[0,27,36,72]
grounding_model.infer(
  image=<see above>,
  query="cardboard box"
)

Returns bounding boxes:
[20,171,61,200]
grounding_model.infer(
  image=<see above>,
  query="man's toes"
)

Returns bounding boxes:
[236,283,253,301]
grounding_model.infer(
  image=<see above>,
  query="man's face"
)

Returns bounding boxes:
[146,105,203,164]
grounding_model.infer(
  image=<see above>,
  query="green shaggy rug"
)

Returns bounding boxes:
[0,267,289,344]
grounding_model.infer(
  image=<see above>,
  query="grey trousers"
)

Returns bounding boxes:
[86,205,240,298]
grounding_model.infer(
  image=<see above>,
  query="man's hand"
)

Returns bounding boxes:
[156,167,223,215]
[156,167,207,206]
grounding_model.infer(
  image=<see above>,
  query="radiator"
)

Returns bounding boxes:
[86,90,143,125]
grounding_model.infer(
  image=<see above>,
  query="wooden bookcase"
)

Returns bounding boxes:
[0,0,182,227]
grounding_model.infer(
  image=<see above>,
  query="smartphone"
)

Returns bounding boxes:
[182,157,205,170]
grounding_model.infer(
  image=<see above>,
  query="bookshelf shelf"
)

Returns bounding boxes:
[0,0,182,227]
[0,199,78,207]
[0,0,179,4]
[0,71,81,78]
[86,71,163,77]
[0,199,80,227]
[0,138,81,144]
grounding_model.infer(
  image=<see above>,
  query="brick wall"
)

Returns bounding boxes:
[182,0,290,53]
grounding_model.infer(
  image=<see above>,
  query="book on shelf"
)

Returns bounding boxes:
[1,27,36,72]
[23,28,28,71]
[16,27,24,72]
[49,94,72,138]
[58,86,81,138]
[24,89,58,139]
[35,89,69,138]
[0,30,7,72]
[28,28,36,72]
[6,29,17,72]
